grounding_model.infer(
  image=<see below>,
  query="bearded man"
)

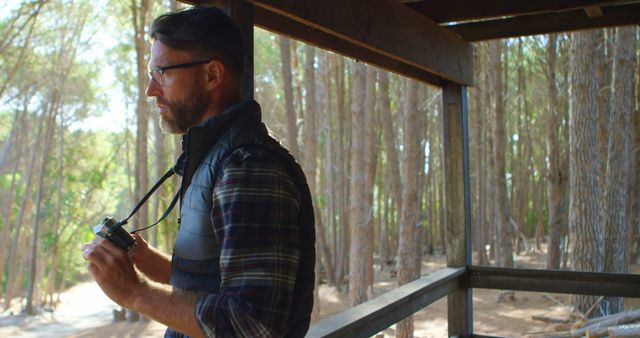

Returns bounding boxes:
[82,6,315,338]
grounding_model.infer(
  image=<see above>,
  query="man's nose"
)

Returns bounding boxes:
[145,78,161,97]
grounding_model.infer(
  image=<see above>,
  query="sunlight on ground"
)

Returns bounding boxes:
[0,248,637,337]
[0,282,116,337]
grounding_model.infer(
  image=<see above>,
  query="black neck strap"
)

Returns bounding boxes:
[108,167,179,234]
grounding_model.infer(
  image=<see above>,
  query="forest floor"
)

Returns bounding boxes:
[1,246,638,338]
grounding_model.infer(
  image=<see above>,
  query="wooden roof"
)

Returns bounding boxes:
[181,1,640,87]
[405,0,640,41]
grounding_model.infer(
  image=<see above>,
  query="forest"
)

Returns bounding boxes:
[0,1,639,337]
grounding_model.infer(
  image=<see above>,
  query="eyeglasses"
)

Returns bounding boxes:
[148,59,213,87]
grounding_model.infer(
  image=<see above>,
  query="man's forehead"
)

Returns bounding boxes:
[149,41,191,67]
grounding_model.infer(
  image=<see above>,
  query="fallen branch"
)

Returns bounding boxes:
[571,309,640,338]
[532,315,574,324]
[543,293,567,308]
[582,296,604,320]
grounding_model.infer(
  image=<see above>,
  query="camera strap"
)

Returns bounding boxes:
[108,167,180,235]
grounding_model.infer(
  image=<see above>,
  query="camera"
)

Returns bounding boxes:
[93,217,137,255]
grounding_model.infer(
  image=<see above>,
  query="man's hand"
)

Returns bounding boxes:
[128,233,173,284]
[131,233,150,265]
[82,236,146,308]
[82,236,203,337]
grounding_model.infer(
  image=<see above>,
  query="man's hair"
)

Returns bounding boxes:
[150,6,244,78]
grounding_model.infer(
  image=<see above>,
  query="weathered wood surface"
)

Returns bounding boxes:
[571,309,640,338]
[608,323,640,337]
[468,266,640,298]
[249,0,474,85]
[252,7,444,86]
[442,84,473,336]
[405,0,624,23]
[447,2,640,41]
[306,267,464,338]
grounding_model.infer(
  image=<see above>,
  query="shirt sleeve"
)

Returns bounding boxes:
[194,146,301,338]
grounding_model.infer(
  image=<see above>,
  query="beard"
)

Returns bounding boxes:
[157,84,209,134]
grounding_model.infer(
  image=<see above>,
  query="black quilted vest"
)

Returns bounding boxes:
[169,100,315,338]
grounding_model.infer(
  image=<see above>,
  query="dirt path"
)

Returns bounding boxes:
[1,250,638,337]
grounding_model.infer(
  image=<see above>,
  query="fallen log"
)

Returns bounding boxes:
[608,323,640,337]
[583,308,640,328]
[532,315,574,324]
[571,309,640,338]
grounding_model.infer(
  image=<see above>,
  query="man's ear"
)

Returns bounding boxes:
[205,60,225,90]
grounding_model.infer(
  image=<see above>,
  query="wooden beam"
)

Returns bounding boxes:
[447,3,640,41]
[249,0,473,86]
[306,267,465,338]
[584,5,605,17]
[442,83,473,336]
[253,7,444,86]
[404,0,629,24]
[468,266,640,298]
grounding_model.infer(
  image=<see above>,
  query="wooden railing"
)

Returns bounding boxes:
[307,266,640,338]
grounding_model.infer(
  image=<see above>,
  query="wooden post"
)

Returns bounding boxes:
[442,83,473,336]
[209,0,254,101]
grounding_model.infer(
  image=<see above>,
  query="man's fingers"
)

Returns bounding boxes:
[86,261,101,276]
[99,237,122,253]
[84,244,107,265]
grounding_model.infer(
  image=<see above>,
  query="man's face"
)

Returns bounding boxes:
[145,41,210,134]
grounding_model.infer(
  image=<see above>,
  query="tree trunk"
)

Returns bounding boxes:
[473,45,489,265]
[490,40,514,268]
[596,29,610,235]
[0,2,42,99]
[132,0,152,232]
[45,111,65,307]
[151,107,166,248]
[380,72,403,219]
[335,56,348,285]
[634,26,640,263]
[601,27,636,315]
[396,79,420,338]
[279,36,299,159]
[380,179,391,265]
[0,105,27,293]
[26,104,57,315]
[4,108,46,309]
[129,0,154,322]
[569,30,604,316]
[348,61,367,306]
[546,34,565,270]
[303,45,333,322]
[320,51,336,286]
[631,41,640,263]
[363,66,378,293]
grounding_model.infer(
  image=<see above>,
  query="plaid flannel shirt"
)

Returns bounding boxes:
[193,146,302,338]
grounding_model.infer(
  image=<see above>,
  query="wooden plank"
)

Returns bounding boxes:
[404,0,625,24]
[442,83,473,336]
[306,267,465,338]
[468,266,640,298]
[253,7,444,86]
[447,3,640,41]
[249,0,473,86]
